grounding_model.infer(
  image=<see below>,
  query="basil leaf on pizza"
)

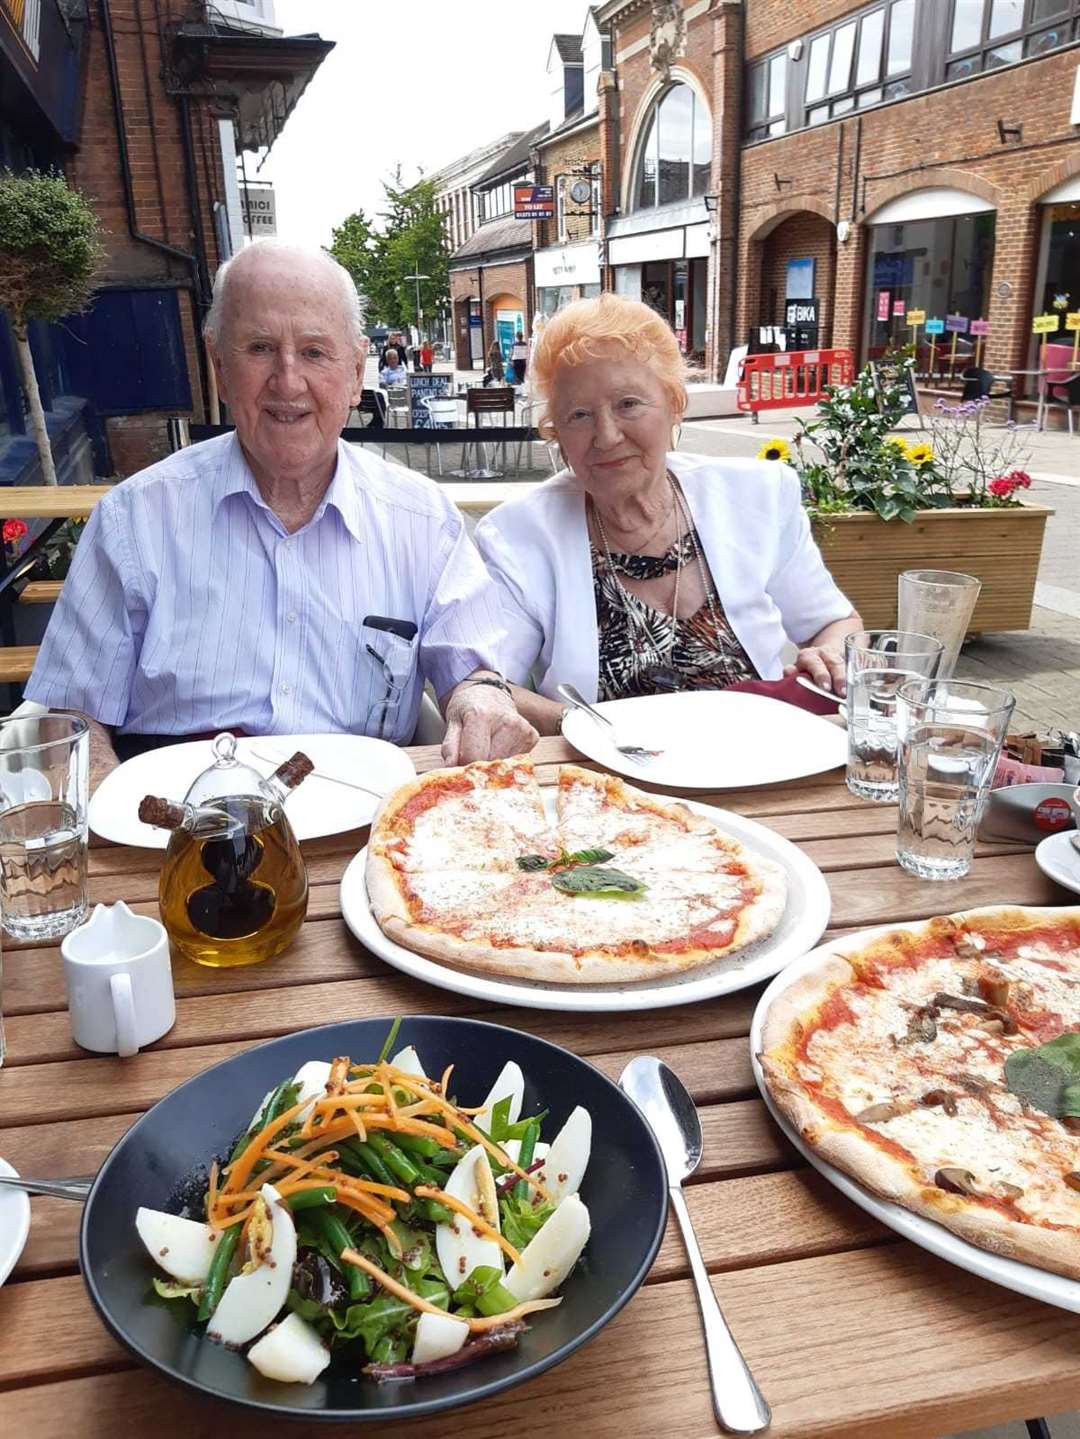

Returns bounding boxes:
[1005,1033,1080,1117]
[551,865,647,898]
[516,854,552,871]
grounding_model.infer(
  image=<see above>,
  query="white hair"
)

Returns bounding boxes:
[203,240,367,349]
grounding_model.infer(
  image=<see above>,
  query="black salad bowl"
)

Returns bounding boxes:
[79,1014,668,1421]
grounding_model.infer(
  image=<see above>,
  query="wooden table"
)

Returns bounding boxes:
[1,736,1075,1439]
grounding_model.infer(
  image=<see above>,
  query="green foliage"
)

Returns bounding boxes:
[329,175,449,331]
[792,363,954,524]
[0,169,104,329]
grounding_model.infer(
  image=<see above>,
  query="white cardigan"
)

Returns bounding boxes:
[474,452,853,703]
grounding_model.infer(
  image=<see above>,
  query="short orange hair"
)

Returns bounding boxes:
[530,293,687,437]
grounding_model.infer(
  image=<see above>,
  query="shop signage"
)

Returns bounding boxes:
[945,314,969,333]
[514,185,554,220]
[970,319,991,337]
[1032,314,1060,334]
[534,242,601,288]
[784,298,819,328]
[408,373,453,429]
[240,184,276,235]
[468,314,482,327]
[924,317,945,336]
[608,228,684,264]
[892,299,906,317]
[876,290,891,321]
[906,309,926,326]
[1066,313,1080,332]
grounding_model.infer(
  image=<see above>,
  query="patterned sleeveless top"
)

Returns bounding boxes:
[591,532,758,702]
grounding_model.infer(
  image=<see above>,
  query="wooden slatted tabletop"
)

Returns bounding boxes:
[1,734,1075,1439]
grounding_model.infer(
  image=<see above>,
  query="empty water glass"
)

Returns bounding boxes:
[896,679,1015,881]
[0,714,90,940]
[897,570,982,678]
[844,630,944,801]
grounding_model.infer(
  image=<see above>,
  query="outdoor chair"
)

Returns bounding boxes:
[383,386,410,428]
[357,389,387,430]
[1039,369,1080,435]
[513,396,560,479]
[961,366,1015,422]
[420,395,461,477]
[460,386,515,479]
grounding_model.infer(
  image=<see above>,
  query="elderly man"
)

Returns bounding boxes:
[25,242,537,777]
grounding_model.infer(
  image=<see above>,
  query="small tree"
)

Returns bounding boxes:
[0,170,104,485]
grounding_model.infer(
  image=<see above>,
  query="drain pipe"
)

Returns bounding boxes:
[99,0,209,412]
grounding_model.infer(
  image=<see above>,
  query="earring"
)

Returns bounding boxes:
[671,423,683,451]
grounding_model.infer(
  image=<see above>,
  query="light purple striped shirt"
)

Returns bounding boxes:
[26,433,506,743]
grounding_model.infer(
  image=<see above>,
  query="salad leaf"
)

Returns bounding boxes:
[389,1220,433,1273]
[489,1095,514,1141]
[453,1265,517,1316]
[151,1277,201,1304]
[551,865,646,898]
[501,1109,549,1143]
[500,1193,555,1251]
[1004,1033,1080,1116]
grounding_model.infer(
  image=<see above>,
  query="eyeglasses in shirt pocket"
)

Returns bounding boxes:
[363,629,418,740]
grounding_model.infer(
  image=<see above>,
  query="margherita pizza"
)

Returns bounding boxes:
[365,757,787,984]
[760,906,1080,1279]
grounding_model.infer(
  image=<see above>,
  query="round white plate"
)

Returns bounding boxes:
[89,735,416,849]
[1035,830,1080,897]
[341,793,831,1013]
[561,690,847,789]
[750,907,1080,1314]
[0,1157,31,1287]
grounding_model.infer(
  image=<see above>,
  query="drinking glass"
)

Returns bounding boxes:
[897,570,982,678]
[844,631,944,801]
[896,679,1015,881]
[0,714,89,940]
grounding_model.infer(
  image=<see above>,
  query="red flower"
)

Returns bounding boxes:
[988,477,1016,498]
[1006,469,1032,489]
[2,518,28,545]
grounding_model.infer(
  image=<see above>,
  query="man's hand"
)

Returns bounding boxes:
[441,679,538,766]
[784,645,847,697]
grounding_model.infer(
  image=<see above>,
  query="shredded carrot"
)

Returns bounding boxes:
[440,1063,454,1098]
[414,1184,521,1267]
[341,1249,562,1333]
[206,1160,219,1228]
[348,1108,368,1144]
[220,1148,341,1204]
[328,1055,350,1094]
[221,1096,311,1194]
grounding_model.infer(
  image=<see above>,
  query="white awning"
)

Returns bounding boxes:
[1039,175,1080,203]
[866,187,996,226]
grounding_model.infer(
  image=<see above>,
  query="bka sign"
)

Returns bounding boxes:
[240,185,277,236]
[784,298,819,328]
[514,185,554,220]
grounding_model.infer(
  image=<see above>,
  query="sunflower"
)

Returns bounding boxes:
[884,437,910,458]
[757,438,791,463]
[906,441,934,466]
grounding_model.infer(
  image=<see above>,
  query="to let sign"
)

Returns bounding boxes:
[1032,314,1060,334]
[514,185,554,220]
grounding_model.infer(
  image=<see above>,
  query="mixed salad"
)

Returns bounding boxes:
[136,1023,592,1385]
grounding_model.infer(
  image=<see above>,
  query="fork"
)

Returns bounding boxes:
[557,684,663,765]
[0,1173,92,1201]
[247,748,385,800]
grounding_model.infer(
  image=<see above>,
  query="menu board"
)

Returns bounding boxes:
[408,373,454,429]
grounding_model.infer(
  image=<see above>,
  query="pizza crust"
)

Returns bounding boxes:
[759,908,1080,1282]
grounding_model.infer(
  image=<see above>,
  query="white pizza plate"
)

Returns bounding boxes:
[89,735,416,849]
[1035,830,1080,898]
[750,906,1080,1315]
[340,793,831,1013]
[0,1157,31,1287]
[560,690,847,789]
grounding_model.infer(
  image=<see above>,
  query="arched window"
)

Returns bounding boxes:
[634,84,711,210]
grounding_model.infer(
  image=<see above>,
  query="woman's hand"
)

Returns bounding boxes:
[785,645,847,697]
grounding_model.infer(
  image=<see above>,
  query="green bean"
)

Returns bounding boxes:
[366,1132,423,1186]
[352,1141,396,1188]
[310,1210,370,1300]
[284,1186,337,1211]
[513,1120,540,1201]
[197,1225,239,1322]
[334,1140,371,1178]
[228,1080,299,1163]
[391,1132,455,1161]
[419,1198,454,1225]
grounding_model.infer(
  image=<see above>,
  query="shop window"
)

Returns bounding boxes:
[1039,202,1080,314]
[803,0,916,125]
[746,54,787,140]
[634,84,712,208]
[945,0,1079,78]
[863,211,996,360]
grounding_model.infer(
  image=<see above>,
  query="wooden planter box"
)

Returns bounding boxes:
[813,502,1053,632]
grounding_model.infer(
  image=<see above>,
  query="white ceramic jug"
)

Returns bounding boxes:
[61,901,175,1057]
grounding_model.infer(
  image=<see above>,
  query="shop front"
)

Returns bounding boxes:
[862,188,997,366]
[607,220,709,361]
[534,241,602,318]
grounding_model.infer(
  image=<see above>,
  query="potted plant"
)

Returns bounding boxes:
[766,365,1052,632]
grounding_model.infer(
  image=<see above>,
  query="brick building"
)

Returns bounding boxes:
[0,0,330,482]
[578,0,1080,389]
[447,121,548,370]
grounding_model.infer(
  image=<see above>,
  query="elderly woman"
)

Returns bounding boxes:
[474,294,861,734]
[379,347,408,388]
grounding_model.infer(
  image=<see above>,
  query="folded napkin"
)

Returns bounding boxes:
[723,674,842,717]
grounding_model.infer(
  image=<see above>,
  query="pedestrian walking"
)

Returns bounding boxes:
[511,329,528,385]
[484,338,504,386]
[419,337,434,373]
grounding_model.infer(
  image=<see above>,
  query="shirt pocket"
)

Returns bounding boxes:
[362,629,419,741]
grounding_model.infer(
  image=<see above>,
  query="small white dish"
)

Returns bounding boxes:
[751,907,1080,1314]
[1035,829,1080,898]
[560,690,847,790]
[89,735,415,849]
[0,1157,31,1286]
[341,791,831,1013]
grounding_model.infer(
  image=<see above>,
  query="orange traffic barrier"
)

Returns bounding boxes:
[736,348,855,419]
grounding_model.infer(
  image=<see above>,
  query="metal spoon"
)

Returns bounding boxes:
[620,1057,771,1435]
[0,1173,92,1201]
[556,684,663,764]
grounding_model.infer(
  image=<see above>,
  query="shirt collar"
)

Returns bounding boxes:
[214,434,365,544]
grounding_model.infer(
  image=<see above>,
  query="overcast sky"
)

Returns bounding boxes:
[261,0,590,249]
